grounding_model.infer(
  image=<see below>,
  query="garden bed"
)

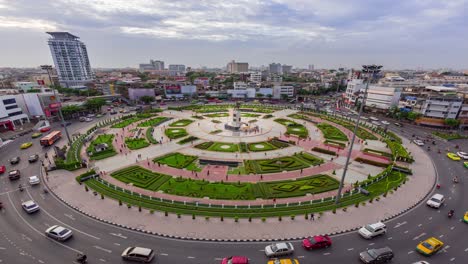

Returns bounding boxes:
[165,128,188,139]
[87,134,117,160]
[169,119,194,127]
[177,136,199,145]
[137,117,170,127]
[275,118,309,138]
[153,153,199,169]
[125,137,150,150]
[317,123,348,141]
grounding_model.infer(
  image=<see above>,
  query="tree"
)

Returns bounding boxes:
[444,118,460,128]
[140,96,155,104]
[388,106,400,118]
[84,98,106,112]
[61,105,83,119]
[281,94,289,101]
[267,94,273,99]
[256,93,264,98]
[406,111,421,121]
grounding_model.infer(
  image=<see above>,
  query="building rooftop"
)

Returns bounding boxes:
[425,86,458,92]
[46,32,79,40]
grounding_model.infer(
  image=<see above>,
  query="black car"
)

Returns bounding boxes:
[110,111,117,115]
[8,170,20,180]
[360,247,393,264]
[10,157,20,165]
[28,154,39,163]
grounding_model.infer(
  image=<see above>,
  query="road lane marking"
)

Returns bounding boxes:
[160,253,169,256]
[93,245,112,254]
[187,256,195,259]
[113,243,120,246]
[347,248,354,251]
[297,256,305,259]
[38,260,44,263]
[450,258,455,262]
[0,247,5,250]
[464,248,468,252]
[439,235,444,238]
[25,189,100,240]
[99,259,106,262]
[413,233,426,240]
[428,217,433,220]
[404,230,409,234]
[110,233,127,239]
[64,214,75,221]
[450,226,455,230]
[323,252,331,255]
[418,224,422,227]
[368,243,375,246]
[6,193,83,255]
[408,251,414,254]
[393,221,407,228]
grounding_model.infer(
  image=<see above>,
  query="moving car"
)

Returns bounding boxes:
[84,117,93,122]
[456,151,468,160]
[22,200,40,213]
[20,142,33,149]
[464,161,468,169]
[110,111,117,115]
[359,247,394,264]
[369,117,379,121]
[447,152,461,161]
[265,242,295,257]
[79,116,86,122]
[8,170,20,180]
[0,165,5,174]
[302,235,332,249]
[28,154,39,163]
[416,237,444,256]
[358,222,387,239]
[45,225,73,241]
[39,126,51,133]
[413,139,424,146]
[86,114,95,118]
[381,121,390,125]
[60,121,72,127]
[29,175,40,185]
[31,132,42,138]
[121,246,155,262]
[394,123,402,127]
[221,256,249,264]
[411,262,430,264]
[267,259,300,264]
[10,156,20,164]
[426,194,444,209]
[463,211,468,224]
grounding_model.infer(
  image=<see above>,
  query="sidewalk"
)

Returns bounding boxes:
[45,132,435,240]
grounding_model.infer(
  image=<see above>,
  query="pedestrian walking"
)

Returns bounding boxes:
[260,174,263,180]
[310,213,315,221]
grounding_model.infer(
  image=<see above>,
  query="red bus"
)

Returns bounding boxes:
[40,131,62,146]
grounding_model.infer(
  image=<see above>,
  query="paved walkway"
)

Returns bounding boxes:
[44,133,435,240]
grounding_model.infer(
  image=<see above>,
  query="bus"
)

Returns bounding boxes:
[40,131,62,146]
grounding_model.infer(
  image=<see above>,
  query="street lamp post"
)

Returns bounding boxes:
[41,65,72,145]
[335,65,382,204]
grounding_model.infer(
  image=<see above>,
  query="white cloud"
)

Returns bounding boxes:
[0,16,58,31]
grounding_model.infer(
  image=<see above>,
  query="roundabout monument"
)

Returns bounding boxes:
[47,103,435,240]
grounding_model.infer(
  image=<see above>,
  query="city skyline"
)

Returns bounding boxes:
[0,0,468,69]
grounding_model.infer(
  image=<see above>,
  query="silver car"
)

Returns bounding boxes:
[45,225,73,241]
[121,247,155,262]
[265,242,294,257]
[22,200,40,213]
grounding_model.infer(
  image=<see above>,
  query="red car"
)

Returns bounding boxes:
[221,256,249,264]
[0,165,5,174]
[302,235,332,250]
[39,126,51,133]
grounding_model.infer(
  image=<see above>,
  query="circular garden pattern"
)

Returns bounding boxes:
[74,104,414,219]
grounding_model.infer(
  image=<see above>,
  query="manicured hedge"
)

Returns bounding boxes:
[312,147,337,155]
[355,157,390,167]
[177,136,198,145]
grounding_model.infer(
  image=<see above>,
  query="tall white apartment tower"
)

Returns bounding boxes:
[47,32,94,88]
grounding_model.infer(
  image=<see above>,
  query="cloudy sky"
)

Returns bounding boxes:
[1,0,467,69]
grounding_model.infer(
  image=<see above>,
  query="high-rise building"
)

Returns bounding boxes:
[308,64,315,71]
[47,32,94,88]
[282,65,292,74]
[168,64,186,76]
[227,60,249,73]
[269,63,282,74]
[139,60,165,72]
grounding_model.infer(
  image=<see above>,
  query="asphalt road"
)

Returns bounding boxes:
[1,112,467,264]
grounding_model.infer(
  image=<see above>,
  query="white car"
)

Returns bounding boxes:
[411,261,430,264]
[22,200,40,213]
[29,175,40,185]
[370,117,379,121]
[381,121,390,125]
[426,194,445,209]
[86,114,95,118]
[84,117,93,122]
[358,222,387,239]
[456,151,468,160]
[413,139,424,146]
[265,242,294,257]
[45,225,73,241]
[121,247,155,262]
[371,121,381,126]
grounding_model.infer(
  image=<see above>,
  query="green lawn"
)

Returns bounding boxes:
[137,117,169,127]
[146,127,158,144]
[241,113,261,117]
[86,134,117,160]
[204,113,229,118]
[247,142,278,152]
[317,123,348,141]
[244,152,323,174]
[153,152,199,169]
[386,140,413,162]
[125,137,150,150]
[208,142,239,152]
[165,128,188,139]
[275,118,309,138]
[169,119,194,127]
[210,130,223,134]
[432,131,468,141]
[111,117,141,128]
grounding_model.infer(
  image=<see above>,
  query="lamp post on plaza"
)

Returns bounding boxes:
[335,65,382,204]
[40,65,72,145]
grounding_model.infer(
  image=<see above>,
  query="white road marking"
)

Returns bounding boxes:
[418,224,422,227]
[258,250,265,252]
[464,248,468,252]
[113,243,120,246]
[93,245,112,254]
[450,258,455,262]
[368,243,375,246]
[109,233,127,239]
[38,260,44,263]
[99,259,106,262]
[413,233,426,240]
[323,252,331,255]
[408,251,414,254]
[0,247,5,250]
[64,214,75,221]
[297,256,305,259]
[393,221,407,228]
[404,230,409,234]
[387,237,393,240]
[428,217,433,220]
[187,256,195,259]
[160,253,169,256]
[439,234,444,238]
[450,226,455,230]
[26,189,100,240]
[347,248,354,251]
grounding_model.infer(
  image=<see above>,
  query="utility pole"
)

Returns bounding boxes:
[335,65,382,204]
[41,65,72,145]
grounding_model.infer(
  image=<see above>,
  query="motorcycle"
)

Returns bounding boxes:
[448,210,454,218]
[0,202,3,210]
[19,184,24,192]
[76,253,87,264]
[453,177,459,184]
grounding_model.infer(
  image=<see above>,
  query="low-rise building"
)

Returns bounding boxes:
[0,95,30,130]
[420,96,462,120]
[344,79,366,106]
[364,86,402,110]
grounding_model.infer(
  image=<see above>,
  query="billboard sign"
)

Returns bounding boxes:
[165,84,181,95]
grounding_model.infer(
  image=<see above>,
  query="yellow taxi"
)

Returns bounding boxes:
[447,152,461,161]
[463,212,468,223]
[31,132,42,138]
[416,237,444,256]
[267,259,299,264]
[20,142,33,149]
